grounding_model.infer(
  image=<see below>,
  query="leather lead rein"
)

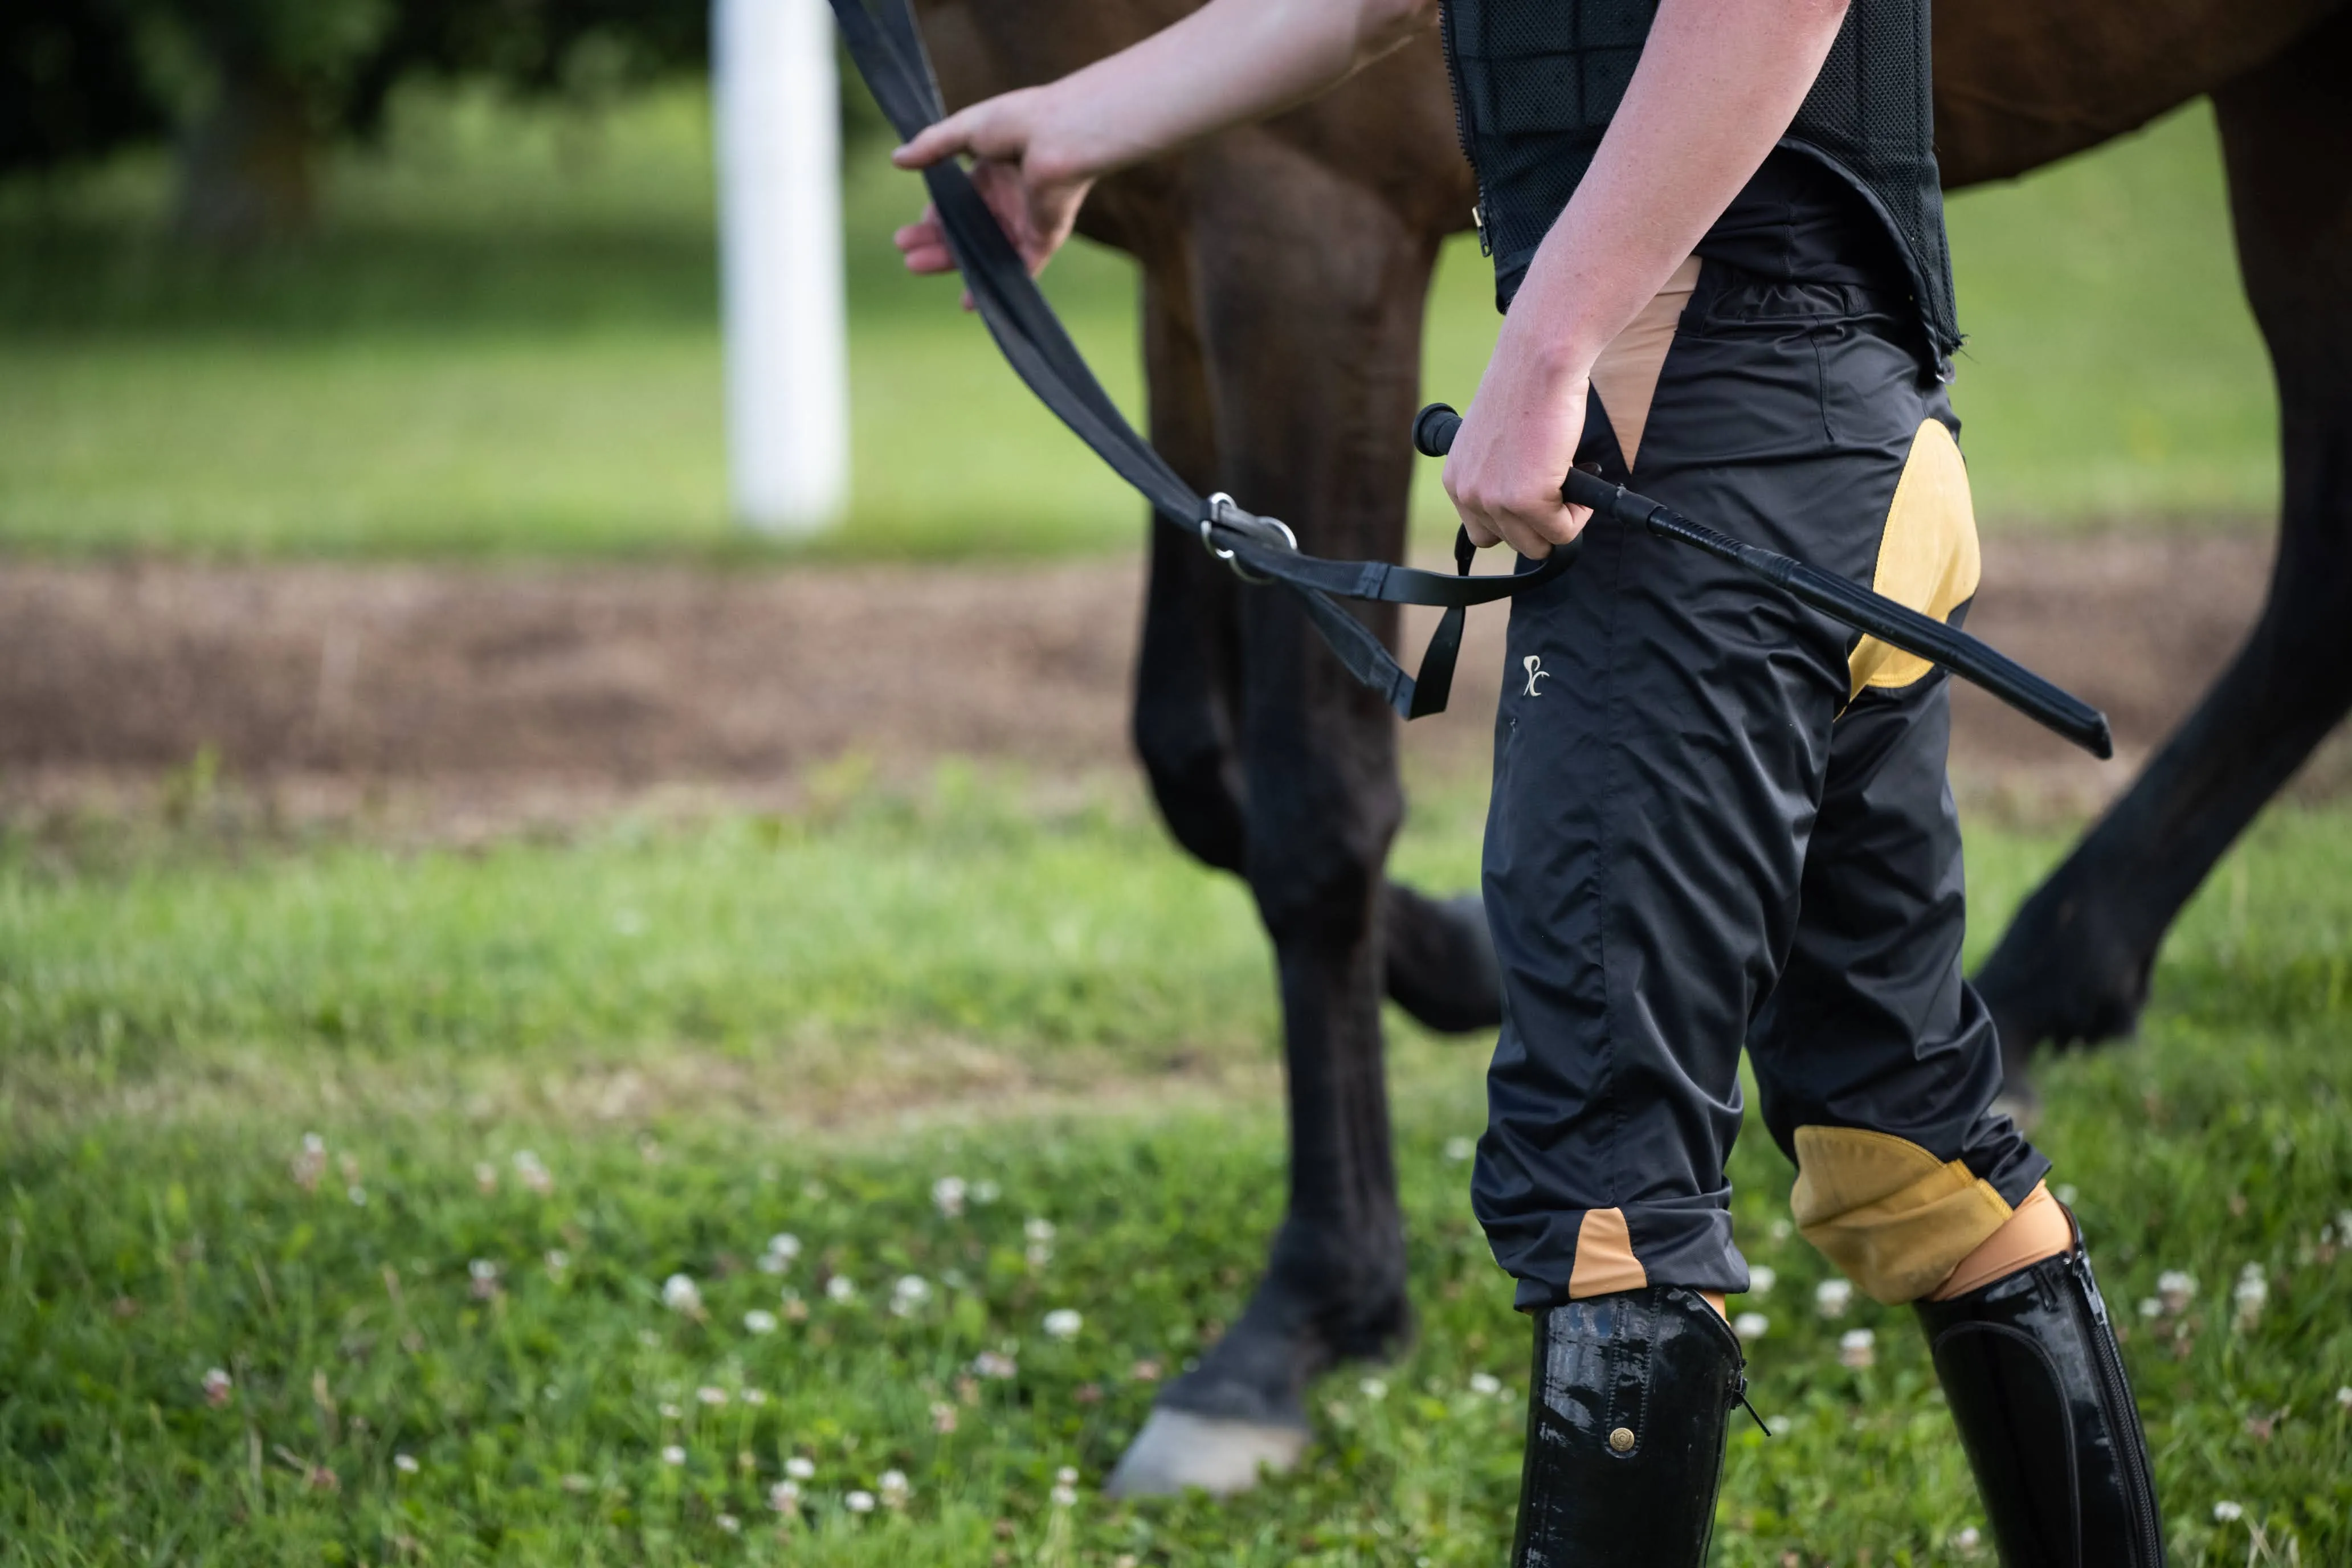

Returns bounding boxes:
[827,0,1570,721]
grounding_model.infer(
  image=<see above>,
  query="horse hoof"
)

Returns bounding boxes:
[1102,1408,1311,1498]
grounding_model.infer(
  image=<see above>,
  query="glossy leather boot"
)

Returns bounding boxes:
[1510,1285,1745,1567]
[1916,1216,2165,1567]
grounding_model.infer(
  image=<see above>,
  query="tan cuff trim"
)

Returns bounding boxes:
[1929,1182,2074,1300]
[1791,1125,2014,1304]
[1567,1206,1649,1298]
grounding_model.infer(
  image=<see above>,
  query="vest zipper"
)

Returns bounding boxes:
[1436,1,1492,256]
[2065,1252,2165,1565]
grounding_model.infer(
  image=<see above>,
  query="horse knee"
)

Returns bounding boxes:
[1244,790,1399,949]
[1133,692,1246,875]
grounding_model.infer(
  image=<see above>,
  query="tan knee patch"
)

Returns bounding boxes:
[1567,1206,1649,1298]
[1847,418,1982,698]
[1790,1126,2013,1304]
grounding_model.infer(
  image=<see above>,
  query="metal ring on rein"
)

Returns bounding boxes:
[1199,492,1298,584]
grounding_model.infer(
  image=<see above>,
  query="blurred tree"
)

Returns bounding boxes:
[1,0,711,244]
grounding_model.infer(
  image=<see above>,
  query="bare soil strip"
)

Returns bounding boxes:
[0,533,2313,828]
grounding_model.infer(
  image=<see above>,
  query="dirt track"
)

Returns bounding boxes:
[0,532,2310,829]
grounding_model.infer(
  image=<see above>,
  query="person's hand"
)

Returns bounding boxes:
[1442,330,1594,558]
[891,87,1096,307]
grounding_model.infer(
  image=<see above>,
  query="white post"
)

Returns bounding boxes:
[714,0,850,533]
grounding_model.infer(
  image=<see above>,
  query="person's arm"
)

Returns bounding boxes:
[890,0,1436,286]
[1443,0,1851,557]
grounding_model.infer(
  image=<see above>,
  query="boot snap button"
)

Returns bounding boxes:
[1608,1427,1636,1453]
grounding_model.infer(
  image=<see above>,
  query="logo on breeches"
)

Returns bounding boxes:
[1522,655,1549,697]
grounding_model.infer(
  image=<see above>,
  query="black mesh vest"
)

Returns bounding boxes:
[1439,0,1960,366]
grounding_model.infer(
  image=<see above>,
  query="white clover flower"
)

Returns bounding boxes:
[394,1453,419,1475]
[744,1387,767,1406]
[1814,1278,1853,1318]
[2213,1501,2243,1522]
[2337,1386,2352,1412]
[1444,1136,1476,1163]
[545,1249,570,1274]
[891,1276,933,1317]
[512,1150,554,1197]
[469,1258,501,1300]
[1358,1377,1389,1401]
[659,1402,682,1419]
[769,1480,802,1513]
[1468,1371,1503,1398]
[786,1456,816,1481]
[662,1273,704,1316]
[1050,1469,1079,1508]
[2156,1270,2197,1316]
[932,1176,968,1218]
[473,1161,499,1194]
[347,1185,368,1206]
[1734,1312,1770,1342]
[292,1135,329,1193]
[1043,1308,1083,1341]
[716,1514,740,1534]
[1024,1217,1057,1244]
[2232,1264,2268,1330]
[758,1234,802,1277]
[972,1350,1018,1379]
[1746,1265,1777,1296]
[2137,1297,2163,1320]
[879,1469,910,1508]
[661,1445,687,1466]
[744,1308,779,1334]
[697,1386,729,1407]
[1838,1328,1877,1369]
[1953,1525,1982,1553]
[1769,1217,1793,1242]
[846,1490,876,1514]
[972,1179,1001,1206]
[826,1275,858,1304]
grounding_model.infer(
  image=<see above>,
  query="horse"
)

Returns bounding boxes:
[901,0,2352,1493]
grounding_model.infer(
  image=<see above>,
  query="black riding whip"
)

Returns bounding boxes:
[1414,402,2113,757]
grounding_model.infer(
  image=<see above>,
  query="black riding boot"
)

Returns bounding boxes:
[1510,1285,1745,1567]
[1916,1218,2166,1567]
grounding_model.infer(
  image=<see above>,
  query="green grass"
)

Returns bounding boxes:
[5,772,2349,1563]
[0,85,2278,561]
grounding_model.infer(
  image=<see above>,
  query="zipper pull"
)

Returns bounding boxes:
[2068,1250,2112,1327]
[1472,200,1492,258]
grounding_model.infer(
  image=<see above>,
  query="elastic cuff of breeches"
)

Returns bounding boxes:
[1790,1126,2048,1304]
[1505,1204,1749,1312]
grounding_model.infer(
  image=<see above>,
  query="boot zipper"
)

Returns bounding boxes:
[2067,1253,2164,1565]
[1436,1,1493,257]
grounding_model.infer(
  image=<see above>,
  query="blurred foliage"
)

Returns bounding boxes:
[2,0,709,240]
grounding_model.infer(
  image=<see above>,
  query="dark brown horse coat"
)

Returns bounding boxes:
[902,0,2352,1493]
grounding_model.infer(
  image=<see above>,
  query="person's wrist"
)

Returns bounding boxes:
[1020,87,1118,189]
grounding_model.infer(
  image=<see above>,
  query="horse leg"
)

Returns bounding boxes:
[1126,236,1502,1038]
[1109,140,1438,1497]
[1975,10,2352,1099]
